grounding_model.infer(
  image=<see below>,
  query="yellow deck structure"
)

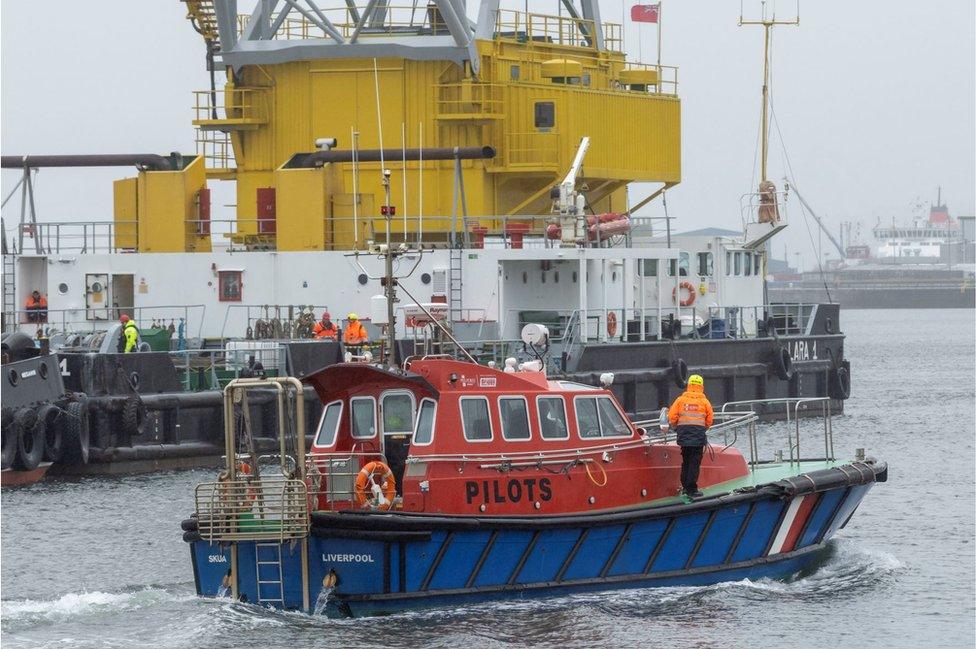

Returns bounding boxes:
[126,3,681,252]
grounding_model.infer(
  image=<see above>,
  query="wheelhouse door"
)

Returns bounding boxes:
[379,390,416,493]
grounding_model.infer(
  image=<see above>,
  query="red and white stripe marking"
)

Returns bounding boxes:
[767,494,820,555]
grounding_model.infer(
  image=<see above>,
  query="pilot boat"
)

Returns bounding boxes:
[182,348,885,617]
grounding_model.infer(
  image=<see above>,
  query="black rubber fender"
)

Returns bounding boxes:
[35,403,64,463]
[181,518,199,532]
[774,346,794,381]
[671,359,689,389]
[829,364,851,400]
[14,407,45,471]
[121,397,147,437]
[182,530,202,543]
[1,407,18,470]
[62,400,91,465]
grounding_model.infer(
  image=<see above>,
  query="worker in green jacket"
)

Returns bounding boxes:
[118,314,140,353]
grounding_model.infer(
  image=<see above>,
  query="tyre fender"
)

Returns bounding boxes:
[14,407,45,471]
[774,346,794,381]
[671,359,689,389]
[35,403,64,463]
[62,400,91,465]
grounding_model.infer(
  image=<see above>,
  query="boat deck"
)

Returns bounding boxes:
[650,459,843,506]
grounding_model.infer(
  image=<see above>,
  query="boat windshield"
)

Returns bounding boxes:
[315,400,342,446]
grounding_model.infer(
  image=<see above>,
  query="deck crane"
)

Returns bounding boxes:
[553,136,590,247]
[791,183,846,260]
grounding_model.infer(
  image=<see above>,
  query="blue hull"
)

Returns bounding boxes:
[189,470,880,617]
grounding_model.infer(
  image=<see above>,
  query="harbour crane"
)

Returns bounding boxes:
[554,136,590,246]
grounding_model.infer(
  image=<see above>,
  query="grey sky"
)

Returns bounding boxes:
[2,1,973,269]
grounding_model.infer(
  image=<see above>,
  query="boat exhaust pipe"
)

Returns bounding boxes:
[286,146,496,168]
[1,153,184,171]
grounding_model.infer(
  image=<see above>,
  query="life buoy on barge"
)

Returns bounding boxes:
[672,281,697,307]
[355,460,396,510]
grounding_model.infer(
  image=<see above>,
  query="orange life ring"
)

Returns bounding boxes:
[672,281,697,307]
[606,312,618,337]
[355,460,397,510]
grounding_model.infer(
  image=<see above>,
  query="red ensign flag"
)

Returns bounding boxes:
[631,4,660,23]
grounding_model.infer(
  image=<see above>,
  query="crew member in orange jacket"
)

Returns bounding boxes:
[668,374,713,498]
[312,312,339,340]
[25,290,47,323]
[343,313,369,347]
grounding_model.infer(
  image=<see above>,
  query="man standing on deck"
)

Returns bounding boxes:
[343,313,369,348]
[668,374,713,498]
[117,314,140,353]
[312,312,339,340]
[25,290,47,323]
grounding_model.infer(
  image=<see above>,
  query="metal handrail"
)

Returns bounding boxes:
[194,477,309,542]
[720,397,835,466]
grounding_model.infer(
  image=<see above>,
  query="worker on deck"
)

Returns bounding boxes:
[668,374,714,498]
[117,314,140,353]
[313,312,340,341]
[25,290,47,323]
[343,313,369,348]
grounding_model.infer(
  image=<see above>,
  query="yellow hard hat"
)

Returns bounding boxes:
[347,313,358,321]
[688,374,704,386]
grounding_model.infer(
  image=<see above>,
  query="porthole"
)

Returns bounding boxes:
[357,273,368,286]
[421,273,432,285]
[58,283,69,295]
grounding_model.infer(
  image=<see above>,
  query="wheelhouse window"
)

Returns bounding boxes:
[734,252,743,276]
[382,393,414,434]
[413,399,436,446]
[218,270,242,302]
[744,252,753,276]
[350,397,376,439]
[537,396,568,440]
[460,397,493,441]
[315,400,342,446]
[499,397,531,441]
[726,252,732,276]
[697,252,713,277]
[639,259,658,277]
[575,396,631,438]
[668,252,690,277]
[754,254,762,275]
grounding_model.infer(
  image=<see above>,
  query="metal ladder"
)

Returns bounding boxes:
[2,251,15,334]
[449,247,463,323]
[255,543,285,607]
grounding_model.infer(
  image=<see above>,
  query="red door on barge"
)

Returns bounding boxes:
[304,359,749,516]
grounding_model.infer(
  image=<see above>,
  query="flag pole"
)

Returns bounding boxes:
[657,2,662,68]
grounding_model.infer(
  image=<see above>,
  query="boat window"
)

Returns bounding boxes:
[744,252,752,276]
[537,396,568,440]
[218,271,242,302]
[413,399,436,446]
[639,259,658,277]
[597,397,631,437]
[349,397,376,439]
[382,393,414,434]
[667,253,690,277]
[499,397,531,441]
[734,252,742,276]
[314,400,342,447]
[697,252,713,277]
[557,381,599,392]
[754,254,762,275]
[460,397,493,442]
[575,397,601,438]
[725,251,732,276]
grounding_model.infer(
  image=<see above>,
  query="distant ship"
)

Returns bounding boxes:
[769,194,975,309]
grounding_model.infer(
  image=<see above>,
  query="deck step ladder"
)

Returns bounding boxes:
[449,247,463,323]
[2,252,15,333]
[255,542,286,608]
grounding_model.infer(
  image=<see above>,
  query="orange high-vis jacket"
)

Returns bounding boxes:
[313,321,338,340]
[668,383,714,429]
[25,294,47,309]
[343,320,368,345]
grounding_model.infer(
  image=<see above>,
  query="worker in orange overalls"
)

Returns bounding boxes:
[312,312,339,340]
[343,313,369,348]
[25,290,47,323]
[668,374,714,498]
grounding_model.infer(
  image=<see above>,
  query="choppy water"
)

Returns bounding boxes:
[3,309,974,648]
